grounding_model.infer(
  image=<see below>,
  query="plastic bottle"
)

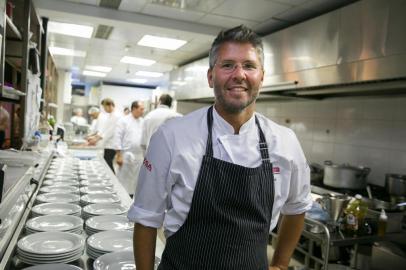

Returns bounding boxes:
[377,208,387,237]
[344,194,368,235]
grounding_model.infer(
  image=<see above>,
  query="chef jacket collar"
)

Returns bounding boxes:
[212,106,256,136]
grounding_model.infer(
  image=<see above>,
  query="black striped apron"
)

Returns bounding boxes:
[158,106,275,270]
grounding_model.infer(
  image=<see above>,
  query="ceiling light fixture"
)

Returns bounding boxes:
[138,35,187,50]
[85,65,112,73]
[135,71,163,78]
[48,21,93,38]
[126,78,148,84]
[120,56,156,66]
[83,70,107,77]
[49,47,86,57]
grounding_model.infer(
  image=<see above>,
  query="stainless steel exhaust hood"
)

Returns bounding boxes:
[262,0,406,98]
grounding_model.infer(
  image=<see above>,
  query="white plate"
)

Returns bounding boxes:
[79,186,114,194]
[42,180,79,186]
[23,263,83,270]
[86,215,133,231]
[18,232,85,255]
[80,180,113,187]
[36,193,80,204]
[81,194,120,205]
[40,186,79,194]
[19,253,83,265]
[87,231,133,253]
[83,203,128,216]
[31,203,81,216]
[26,215,83,232]
[93,250,161,270]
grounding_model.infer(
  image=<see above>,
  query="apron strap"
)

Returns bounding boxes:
[205,106,214,157]
[206,106,270,161]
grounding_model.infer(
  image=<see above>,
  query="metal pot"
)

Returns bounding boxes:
[385,174,406,196]
[323,161,370,190]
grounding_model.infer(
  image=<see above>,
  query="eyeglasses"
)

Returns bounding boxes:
[215,61,261,74]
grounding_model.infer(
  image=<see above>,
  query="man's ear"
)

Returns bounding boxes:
[207,68,213,88]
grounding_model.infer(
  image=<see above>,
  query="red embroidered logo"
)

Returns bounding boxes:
[143,158,152,172]
[273,167,280,174]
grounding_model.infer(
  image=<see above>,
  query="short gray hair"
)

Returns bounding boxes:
[209,25,264,69]
[88,107,100,114]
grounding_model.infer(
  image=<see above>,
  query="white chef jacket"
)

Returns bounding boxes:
[94,111,119,149]
[128,106,312,237]
[112,114,144,194]
[112,114,144,152]
[140,105,182,149]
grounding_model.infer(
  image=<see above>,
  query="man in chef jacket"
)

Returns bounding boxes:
[140,94,182,152]
[87,98,119,172]
[113,101,145,196]
[128,25,312,270]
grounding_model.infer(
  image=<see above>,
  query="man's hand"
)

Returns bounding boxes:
[269,266,282,270]
[116,153,123,167]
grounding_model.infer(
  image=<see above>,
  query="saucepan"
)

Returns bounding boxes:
[385,174,406,197]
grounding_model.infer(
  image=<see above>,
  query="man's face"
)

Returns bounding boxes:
[132,103,145,118]
[103,103,114,113]
[207,42,264,114]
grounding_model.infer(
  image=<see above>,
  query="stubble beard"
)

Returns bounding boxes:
[214,87,259,114]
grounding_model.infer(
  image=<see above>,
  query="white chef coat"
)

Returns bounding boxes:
[128,106,312,237]
[113,114,144,194]
[94,111,119,149]
[140,105,182,149]
[70,115,88,126]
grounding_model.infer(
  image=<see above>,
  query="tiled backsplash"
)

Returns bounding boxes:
[178,96,406,186]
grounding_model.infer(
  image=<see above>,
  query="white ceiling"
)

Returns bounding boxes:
[33,0,357,87]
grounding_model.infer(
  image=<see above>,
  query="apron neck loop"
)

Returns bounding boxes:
[206,106,270,161]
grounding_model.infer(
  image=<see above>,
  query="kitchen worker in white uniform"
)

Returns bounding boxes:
[128,25,312,270]
[113,101,144,196]
[87,98,119,172]
[140,94,182,151]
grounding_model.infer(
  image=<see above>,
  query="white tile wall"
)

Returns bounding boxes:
[177,96,406,186]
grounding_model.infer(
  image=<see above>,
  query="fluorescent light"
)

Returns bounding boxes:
[48,21,93,38]
[49,47,86,57]
[171,81,186,86]
[120,56,155,66]
[83,70,106,77]
[135,71,163,78]
[85,65,112,73]
[126,78,148,84]
[138,35,187,50]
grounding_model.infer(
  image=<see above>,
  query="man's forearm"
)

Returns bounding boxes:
[271,213,305,270]
[134,223,157,270]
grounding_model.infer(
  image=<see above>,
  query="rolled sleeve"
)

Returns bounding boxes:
[281,131,313,215]
[127,127,171,228]
[281,162,313,215]
[127,205,165,228]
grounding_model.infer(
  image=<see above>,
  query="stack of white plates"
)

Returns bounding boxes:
[79,180,113,188]
[44,175,79,181]
[31,203,81,218]
[93,250,161,270]
[23,263,83,270]
[85,215,133,235]
[79,186,114,195]
[25,215,83,234]
[39,186,80,194]
[80,194,120,206]
[17,232,85,265]
[36,193,81,205]
[42,180,79,187]
[86,231,133,260]
[82,203,128,220]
